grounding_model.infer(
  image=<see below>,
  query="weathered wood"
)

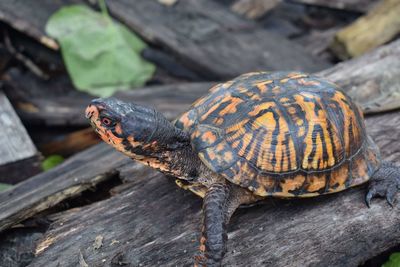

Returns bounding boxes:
[0,0,329,80]
[291,0,378,12]
[319,39,400,114]
[0,90,41,184]
[0,0,81,50]
[330,0,400,59]
[5,39,400,129]
[105,0,330,79]
[39,128,100,157]
[0,144,130,232]
[231,0,281,19]
[17,110,400,267]
[296,28,339,61]
[3,70,213,126]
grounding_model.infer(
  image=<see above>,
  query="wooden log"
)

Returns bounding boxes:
[105,0,330,79]
[329,0,400,59]
[5,39,400,129]
[319,39,400,114]
[0,0,73,50]
[0,109,397,266]
[291,0,378,13]
[0,143,130,232]
[0,0,329,80]
[231,0,281,19]
[0,90,41,184]
[3,69,213,126]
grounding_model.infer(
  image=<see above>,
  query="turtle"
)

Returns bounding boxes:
[85,71,400,266]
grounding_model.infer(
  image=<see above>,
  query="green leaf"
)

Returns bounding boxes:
[42,155,65,171]
[45,5,155,97]
[0,183,12,192]
[383,253,400,267]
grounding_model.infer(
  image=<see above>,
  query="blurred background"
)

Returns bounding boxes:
[0,0,399,266]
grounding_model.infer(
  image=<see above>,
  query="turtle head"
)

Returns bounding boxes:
[86,97,163,159]
[86,98,188,160]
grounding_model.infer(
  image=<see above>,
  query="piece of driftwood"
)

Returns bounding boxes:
[291,0,378,12]
[0,90,41,184]
[330,0,400,59]
[105,0,330,79]
[319,39,400,114]
[0,109,395,267]
[231,0,281,19]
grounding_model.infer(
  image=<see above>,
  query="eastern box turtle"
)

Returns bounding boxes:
[86,71,400,266]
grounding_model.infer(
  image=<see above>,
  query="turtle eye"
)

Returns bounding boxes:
[101,117,113,126]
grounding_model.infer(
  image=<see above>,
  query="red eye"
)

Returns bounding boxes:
[101,117,112,126]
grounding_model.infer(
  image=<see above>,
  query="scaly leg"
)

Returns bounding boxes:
[194,183,241,267]
[366,161,400,207]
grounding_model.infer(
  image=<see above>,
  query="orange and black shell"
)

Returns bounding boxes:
[175,72,381,197]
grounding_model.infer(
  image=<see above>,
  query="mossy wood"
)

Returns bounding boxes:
[330,0,400,59]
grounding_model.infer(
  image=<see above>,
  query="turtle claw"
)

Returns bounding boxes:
[366,176,398,208]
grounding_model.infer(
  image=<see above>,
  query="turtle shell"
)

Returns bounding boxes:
[175,72,381,197]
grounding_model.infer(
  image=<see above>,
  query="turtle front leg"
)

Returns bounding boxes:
[194,183,240,267]
[366,161,400,207]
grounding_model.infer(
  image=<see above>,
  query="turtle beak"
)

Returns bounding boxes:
[85,104,96,120]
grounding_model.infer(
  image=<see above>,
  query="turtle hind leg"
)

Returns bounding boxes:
[366,161,400,207]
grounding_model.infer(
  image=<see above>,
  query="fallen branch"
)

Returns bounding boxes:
[330,0,400,59]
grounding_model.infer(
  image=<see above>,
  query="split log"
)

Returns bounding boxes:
[105,0,330,79]
[0,144,130,232]
[0,108,398,266]
[231,0,281,19]
[0,90,41,184]
[319,39,400,114]
[291,0,378,13]
[330,0,400,59]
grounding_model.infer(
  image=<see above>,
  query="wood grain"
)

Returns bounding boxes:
[105,0,330,79]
